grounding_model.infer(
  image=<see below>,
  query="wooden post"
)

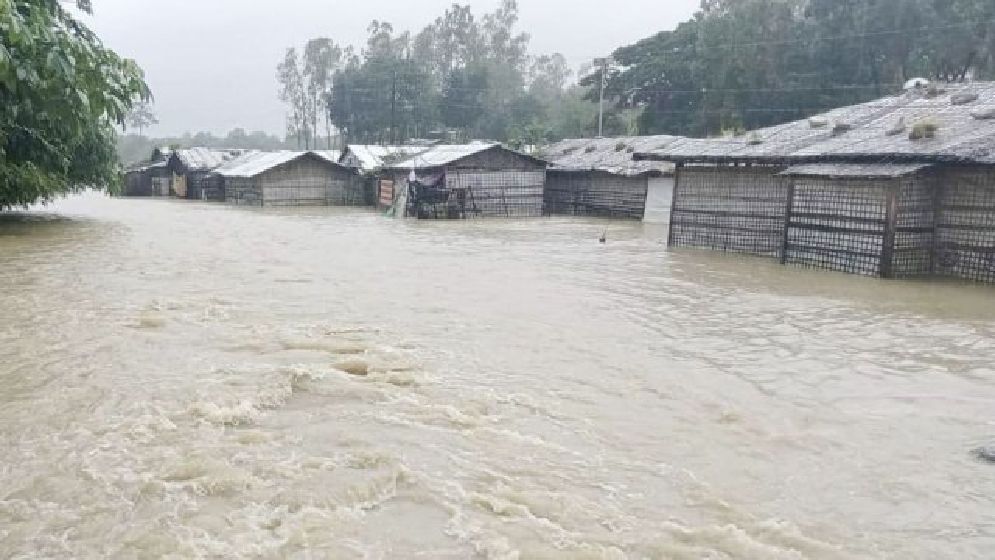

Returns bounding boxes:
[780,177,796,265]
[880,179,900,279]
[930,172,943,276]
[667,163,682,247]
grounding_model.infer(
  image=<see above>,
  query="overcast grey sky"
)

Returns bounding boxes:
[79,1,699,137]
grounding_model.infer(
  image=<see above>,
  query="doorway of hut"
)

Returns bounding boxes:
[643,176,674,223]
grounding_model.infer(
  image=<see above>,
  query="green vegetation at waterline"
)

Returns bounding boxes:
[0,0,149,208]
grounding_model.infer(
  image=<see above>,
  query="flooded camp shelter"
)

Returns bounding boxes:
[216,151,361,207]
[543,135,681,220]
[339,145,433,208]
[121,147,176,197]
[636,82,995,283]
[123,161,169,197]
[340,145,430,172]
[167,148,251,199]
[385,143,547,219]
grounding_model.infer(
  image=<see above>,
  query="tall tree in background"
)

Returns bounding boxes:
[316,1,583,145]
[302,38,343,149]
[1,0,150,208]
[125,100,158,137]
[276,48,308,148]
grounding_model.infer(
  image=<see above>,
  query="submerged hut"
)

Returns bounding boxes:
[123,165,153,197]
[121,147,175,197]
[636,82,995,283]
[384,143,547,219]
[167,148,250,199]
[216,151,361,207]
[542,135,681,220]
[339,145,432,207]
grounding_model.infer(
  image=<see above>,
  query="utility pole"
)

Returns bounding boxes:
[596,57,610,138]
[390,68,397,146]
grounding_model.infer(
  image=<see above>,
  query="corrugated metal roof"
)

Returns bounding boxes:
[214,151,303,178]
[312,150,342,164]
[543,135,680,176]
[389,142,543,169]
[637,82,995,165]
[173,148,252,171]
[341,145,430,171]
[779,163,934,179]
[214,151,348,178]
[127,160,169,173]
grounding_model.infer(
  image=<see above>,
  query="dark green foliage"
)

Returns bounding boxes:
[604,0,995,137]
[1,0,150,208]
[313,1,596,146]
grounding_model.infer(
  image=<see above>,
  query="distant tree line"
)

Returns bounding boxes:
[593,0,995,137]
[277,0,600,148]
[117,129,294,165]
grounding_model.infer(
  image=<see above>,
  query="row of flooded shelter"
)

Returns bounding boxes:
[630,81,995,284]
[123,139,676,220]
[123,81,994,284]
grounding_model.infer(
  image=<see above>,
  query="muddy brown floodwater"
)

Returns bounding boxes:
[1,192,994,559]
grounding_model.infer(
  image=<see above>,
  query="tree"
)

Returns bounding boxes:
[603,0,995,137]
[1,0,150,208]
[276,48,308,148]
[302,38,342,149]
[124,100,158,137]
[300,1,599,145]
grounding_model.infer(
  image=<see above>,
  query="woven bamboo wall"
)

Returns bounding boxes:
[936,167,995,283]
[185,172,216,200]
[784,178,889,276]
[197,175,225,201]
[226,158,362,208]
[669,166,788,257]
[545,171,648,219]
[123,171,154,197]
[892,177,937,278]
[445,169,545,217]
[225,177,261,206]
[261,158,335,207]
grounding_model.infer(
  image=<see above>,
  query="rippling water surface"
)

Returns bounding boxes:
[1,193,994,559]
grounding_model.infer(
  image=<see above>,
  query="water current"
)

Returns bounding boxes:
[1,193,994,559]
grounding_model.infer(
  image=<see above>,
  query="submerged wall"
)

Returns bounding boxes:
[669,166,788,258]
[545,171,649,219]
[783,177,890,277]
[936,167,995,283]
[669,164,995,283]
[226,158,362,208]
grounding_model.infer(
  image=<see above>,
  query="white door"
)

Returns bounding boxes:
[644,176,674,223]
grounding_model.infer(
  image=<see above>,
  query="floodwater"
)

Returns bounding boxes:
[1,192,994,560]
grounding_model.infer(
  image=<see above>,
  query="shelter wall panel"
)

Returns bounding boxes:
[545,172,648,219]
[446,169,545,218]
[252,157,360,207]
[326,176,367,206]
[936,168,995,283]
[185,172,214,200]
[669,166,787,257]
[544,173,588,216]
[893,177,936,278]
[123,171,154,197]
[784,179,888,277]
[225,177,263,206]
